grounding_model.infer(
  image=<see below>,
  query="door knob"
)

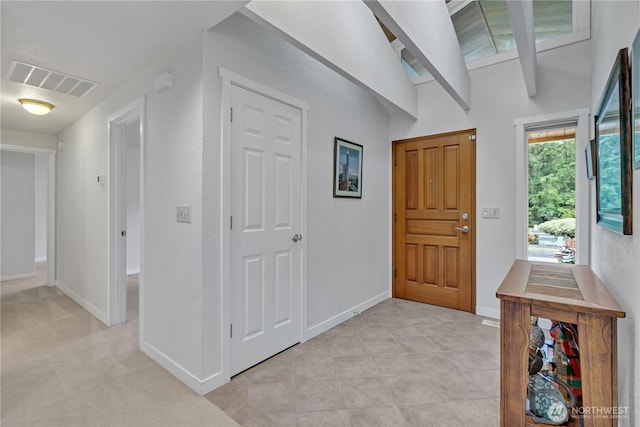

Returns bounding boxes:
[455,226,469,233]
[291,233,302,242]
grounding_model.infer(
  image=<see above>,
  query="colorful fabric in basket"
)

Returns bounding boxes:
[550,322,581,398]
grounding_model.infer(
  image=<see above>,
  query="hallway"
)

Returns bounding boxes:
[0,271,238,427]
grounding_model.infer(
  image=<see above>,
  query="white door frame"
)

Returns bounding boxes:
[219,68,309,383]
[514,108,590,265]
[107,97,146,328]
[0,144,56,285]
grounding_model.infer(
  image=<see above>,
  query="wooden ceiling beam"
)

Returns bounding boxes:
[377,18,397,43]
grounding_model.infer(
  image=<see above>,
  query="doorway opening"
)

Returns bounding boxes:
[34,153,48,284]
[107,98,145,327]
[527,127,577,263]
[124,120,141,322]
[0,145,56,291]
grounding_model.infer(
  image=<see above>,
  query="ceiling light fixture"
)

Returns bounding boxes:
[18,98,54,115]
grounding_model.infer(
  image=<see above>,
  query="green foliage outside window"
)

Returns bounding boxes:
[538,218,576,238]
[528,139,575,227]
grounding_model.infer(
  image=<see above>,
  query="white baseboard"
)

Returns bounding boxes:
[127,267,140,276]
[476,305,500,320]
[303,291,389,342]
[141,341,225,395]
[55,280,108,325]
[1,271,36,281]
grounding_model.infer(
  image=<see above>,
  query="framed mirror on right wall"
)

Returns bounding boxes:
[633,30,640,170]
[594,47,633,235]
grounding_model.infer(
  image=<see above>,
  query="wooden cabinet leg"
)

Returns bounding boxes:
[500,300,530,427]
[578,314,616,427]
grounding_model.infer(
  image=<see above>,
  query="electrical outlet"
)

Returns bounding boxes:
[177,205,191,224]
[482,207,500,219]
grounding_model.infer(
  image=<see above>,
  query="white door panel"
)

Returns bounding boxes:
[243,149,265,231]
[274,249,292,327]
[274,155,292,229]
[231,85,302,375]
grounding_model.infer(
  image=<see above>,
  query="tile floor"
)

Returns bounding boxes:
[2,263,500,426]
[206,298,500,427]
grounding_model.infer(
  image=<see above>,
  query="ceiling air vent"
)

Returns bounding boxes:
[6,60,97,98]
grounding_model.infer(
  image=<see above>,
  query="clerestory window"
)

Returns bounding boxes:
[391,0,588,84]
[452,0,572,63]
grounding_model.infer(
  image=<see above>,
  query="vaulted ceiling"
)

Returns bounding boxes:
[1,0,550,136]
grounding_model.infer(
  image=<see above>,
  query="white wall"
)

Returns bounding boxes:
[201,13,391,389]
[56,32,206,375]
[34,153,47,262]
[54,0,246,376]
[0,128,57,151]
[125,121,140,275]
[589,2,639,425]
[243,0,417,118]
[143,35,205,383]
[1,151,35,280]
[56,110,110,321]
[390,40,592,318]
[55,12,391,394]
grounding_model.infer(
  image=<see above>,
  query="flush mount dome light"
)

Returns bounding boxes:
[18,98,54,115]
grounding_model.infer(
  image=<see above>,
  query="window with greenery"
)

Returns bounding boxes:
[528,139,575,227]
[527,135,576,264]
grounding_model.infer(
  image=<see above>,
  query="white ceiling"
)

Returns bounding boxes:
[1,0,555,137]
[1,1,246,136]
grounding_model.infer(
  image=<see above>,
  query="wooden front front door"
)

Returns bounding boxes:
[393,129,476,312]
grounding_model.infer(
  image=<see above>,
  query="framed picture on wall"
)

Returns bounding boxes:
[633,29,640,169]
[594,47,633,235]
[333,137,363,198]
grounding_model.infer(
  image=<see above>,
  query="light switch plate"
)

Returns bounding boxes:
[482,207,500,219]
[177,205,191,224]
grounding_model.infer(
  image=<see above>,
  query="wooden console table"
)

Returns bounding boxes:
[496,260,625,427]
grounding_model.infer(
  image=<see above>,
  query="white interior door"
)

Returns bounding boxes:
[230,84,302,375]
[108,98,144,327]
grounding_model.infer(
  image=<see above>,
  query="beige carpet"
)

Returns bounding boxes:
[1,264,239,427]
